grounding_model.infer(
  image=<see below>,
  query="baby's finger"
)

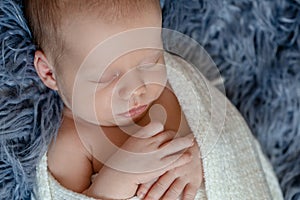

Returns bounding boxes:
[160,134,194,157]
[162,178,186,200]
[182,184,198,200]
[162,152,192,171]
[151,130,176,145]
[136,179,156,199]
[143,171,177,200]
[134,121,163,138]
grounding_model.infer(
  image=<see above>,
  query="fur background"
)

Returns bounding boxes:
[0,0,299,199]
[161,1,300,199]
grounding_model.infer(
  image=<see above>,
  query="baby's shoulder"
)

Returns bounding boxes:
[47,117,95,192]
[47,116,92,164]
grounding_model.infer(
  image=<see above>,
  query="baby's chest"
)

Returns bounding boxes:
[91,128,130,172]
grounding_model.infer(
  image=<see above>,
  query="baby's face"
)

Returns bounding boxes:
[55,8,166,126]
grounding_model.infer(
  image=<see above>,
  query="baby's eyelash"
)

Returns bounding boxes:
[138,63,156,69]
[139,62,164,71]
[97,72,120,84]
[138,57,161,70]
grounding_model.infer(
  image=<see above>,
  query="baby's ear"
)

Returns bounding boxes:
[34,50,58,90]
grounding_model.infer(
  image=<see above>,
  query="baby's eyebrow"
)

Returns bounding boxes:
[86,50,164,79]
[139,50,163,63]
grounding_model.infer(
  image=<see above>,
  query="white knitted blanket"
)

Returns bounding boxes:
[35,53,283,200]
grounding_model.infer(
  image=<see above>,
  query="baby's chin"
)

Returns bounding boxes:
[101,110,152,130]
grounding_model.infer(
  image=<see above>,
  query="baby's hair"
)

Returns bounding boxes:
[23,0,160,65]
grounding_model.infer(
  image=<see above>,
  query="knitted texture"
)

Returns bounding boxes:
[0,0,63,199]
[161,0,300,199]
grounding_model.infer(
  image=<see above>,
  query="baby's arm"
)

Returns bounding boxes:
[47,123,94,193]
[48,120,194,200]
[84,122,195,199]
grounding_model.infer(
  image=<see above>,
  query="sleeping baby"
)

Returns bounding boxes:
[24,0,283,199]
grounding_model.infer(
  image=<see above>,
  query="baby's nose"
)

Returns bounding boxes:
[116,69,146,100]
[132,85,146,97]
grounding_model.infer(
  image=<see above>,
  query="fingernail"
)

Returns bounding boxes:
[152,121,164,132]
[137,192,145,199]
[187,134,195,140]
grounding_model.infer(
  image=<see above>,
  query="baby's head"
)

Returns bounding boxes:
[24,0,166,126]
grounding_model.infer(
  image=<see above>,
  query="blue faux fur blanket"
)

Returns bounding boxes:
[0,0,299,199]
[0,1,63,199]
[161,1,300,199]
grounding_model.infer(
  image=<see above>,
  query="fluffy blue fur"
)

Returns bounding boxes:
[0,0,299,199]
[0,0,63,199]
[162,0,300,199]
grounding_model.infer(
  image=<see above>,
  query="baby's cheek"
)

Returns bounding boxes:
[152,84,166,99]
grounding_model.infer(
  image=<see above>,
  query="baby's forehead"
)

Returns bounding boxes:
[60,13,162,66]
[58,26,163,77]
[60,0,161,25]
[25,0,161,61]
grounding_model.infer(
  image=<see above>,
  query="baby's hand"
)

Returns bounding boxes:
[137,141,203,200]
[86,122,194,199]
